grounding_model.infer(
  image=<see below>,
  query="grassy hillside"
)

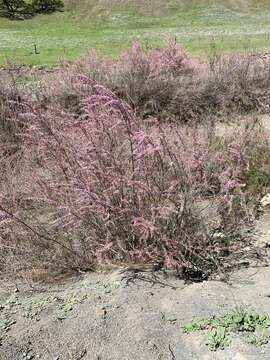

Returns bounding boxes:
[1,0,270,65]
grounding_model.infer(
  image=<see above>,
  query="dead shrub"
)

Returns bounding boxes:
[0,73,35,159]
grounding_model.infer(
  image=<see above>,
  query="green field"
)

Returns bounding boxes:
[1,0,270,65]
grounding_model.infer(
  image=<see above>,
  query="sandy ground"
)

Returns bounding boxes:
[0,266,270,359]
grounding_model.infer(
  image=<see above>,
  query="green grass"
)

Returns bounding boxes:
[183,307,270,351]
[1,1,270,65]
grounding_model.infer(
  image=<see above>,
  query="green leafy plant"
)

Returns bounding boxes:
[206,326,231,351]
[183,319,209,334]
[183,307,270,351]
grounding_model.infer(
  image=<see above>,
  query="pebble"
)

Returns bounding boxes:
[260,193,270,207]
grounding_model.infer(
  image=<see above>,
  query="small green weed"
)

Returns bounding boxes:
[23,296,53,321]
[183,307,270,351]
[56,292,88,320]
[206,326,231,351]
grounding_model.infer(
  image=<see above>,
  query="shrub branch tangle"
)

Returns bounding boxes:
[1,43,270,280]
[24,81,217,272]
[69,42,270,121]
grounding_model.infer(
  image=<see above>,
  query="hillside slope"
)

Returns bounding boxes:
[1,0,270,65]
[63,0,270,16]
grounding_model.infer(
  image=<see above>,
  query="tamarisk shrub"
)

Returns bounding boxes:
[113,41,187,116]
[13,77,258,276]
[55,41,203,118]
[59,44,270,122]
[1,70,269,279]
[19,79,207,273]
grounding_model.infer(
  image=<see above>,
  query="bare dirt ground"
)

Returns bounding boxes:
[0,209,270,360]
